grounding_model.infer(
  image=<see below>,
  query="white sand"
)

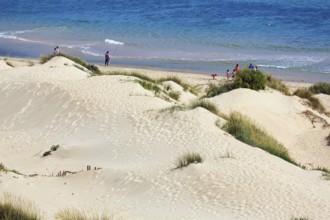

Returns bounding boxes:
[1,57,330,219]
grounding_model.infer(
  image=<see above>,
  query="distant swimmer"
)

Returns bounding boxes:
[105,51,110,66]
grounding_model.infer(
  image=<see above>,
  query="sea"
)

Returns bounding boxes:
[1,0,330,82]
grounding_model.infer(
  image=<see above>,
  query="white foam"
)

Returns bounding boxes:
[105,39,124,45]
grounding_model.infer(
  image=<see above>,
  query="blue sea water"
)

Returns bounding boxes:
[0,0,330,82]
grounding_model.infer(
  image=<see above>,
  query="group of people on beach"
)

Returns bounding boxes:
[224,63,258,80]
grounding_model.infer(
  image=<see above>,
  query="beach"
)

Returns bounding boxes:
[1,55,330,219]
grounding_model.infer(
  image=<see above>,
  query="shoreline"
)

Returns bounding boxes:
[1,54,329,85]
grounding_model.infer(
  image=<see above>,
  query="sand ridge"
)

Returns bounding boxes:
[1,57,330,219]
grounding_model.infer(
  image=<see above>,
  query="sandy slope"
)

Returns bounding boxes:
[1,57,330,219]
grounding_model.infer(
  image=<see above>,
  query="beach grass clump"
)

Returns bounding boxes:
[168,91,181,101]
[55,207,114,220]
[235,68,266,90]
[0,192,41,220]
[222,112,294,164]
[326,133,330,146]
[204,82,238,97]
[0,163,21,175]
[293,88,325,113]
[266,75,290,95]
[189,99,219,115]
[108,70,156,83]
[137,80,161,95]
[176,152,203,168]
[158,76,199,95]
[309,82,330,95]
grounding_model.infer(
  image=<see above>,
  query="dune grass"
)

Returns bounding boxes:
[205,69,267,98]
[55,208,115,220]
[0,163,21,175]
[137,80,161,95]
[222,112,294,164]
[40,53,101,75]
[0,192,41,220]
[293,88,325,113]
[327,133,330,146]
[266,75,290,95]
[309,82,330,95]
[175,152,203,168]
[188,99,219,115]
[157,76,199,95]
[205,82,238,97]
[168,91,181,101]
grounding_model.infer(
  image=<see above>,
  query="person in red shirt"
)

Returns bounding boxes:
[234,64,240,72]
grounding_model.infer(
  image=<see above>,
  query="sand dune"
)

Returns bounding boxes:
[1,57,330,219]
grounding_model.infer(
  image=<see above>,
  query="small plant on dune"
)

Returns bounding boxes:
[266,75,290,95]
[175,152,203,168]
[158,75,199,95]
[0,163,21,175]
[0,192,41,220]
[163,83,172,92]
[326,133,330,146]
[168,91,181,101]
[222,112,294,164]
[137,80,161,95]
[160,104,187,113]
[292,217,309,220]
[204,81,238,97]
[309,82,330,95]
[293,88,325,113]
[235,68,266,90]
[43,144,60,157]
[189,99,219,115]
[108,70,156,83]
[55,207,115,220]
[5,60,15,68]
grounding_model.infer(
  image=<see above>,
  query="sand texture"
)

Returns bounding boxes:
[1,57,330,219]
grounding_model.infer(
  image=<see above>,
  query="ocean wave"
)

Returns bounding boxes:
[105,39,124,45]
[81,50,103,57]
[0,33,17,40]
[257,64,288,69]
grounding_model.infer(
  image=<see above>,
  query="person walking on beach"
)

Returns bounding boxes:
[105,51,110,66]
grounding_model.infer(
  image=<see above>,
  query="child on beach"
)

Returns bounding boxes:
[226,69,230,80]
[105,51,110,66]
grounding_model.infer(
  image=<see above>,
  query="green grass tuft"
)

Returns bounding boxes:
[222,112,294,164]
[176,152,203,168]
[168,91,181,101]
[158,76,199,95]
[189,99,219,115]
[204,82,238,97]
[309,82,330,95]
[0,192,41,220]
[266,75,290,95]
[55,207,115,220]
[293,88,325,113]
[235,68,266,90]
[137,80,161,95]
